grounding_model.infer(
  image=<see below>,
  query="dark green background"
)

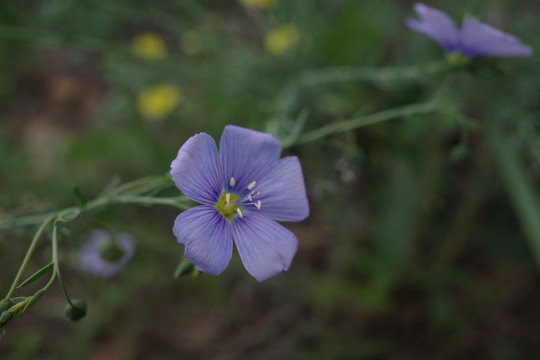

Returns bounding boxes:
[0,0,539,358]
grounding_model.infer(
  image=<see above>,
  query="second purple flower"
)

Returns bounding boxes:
[406,3,533,58]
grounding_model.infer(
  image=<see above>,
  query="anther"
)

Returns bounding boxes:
[236,208,243,218]
[255,201,261,210]
[230,178,235,187]
[247,181,256,190]
[248,194,252,202]
[225,193,231,204]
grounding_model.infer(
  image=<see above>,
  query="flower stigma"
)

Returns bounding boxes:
[215,181,263,221]
[215,191,241,221]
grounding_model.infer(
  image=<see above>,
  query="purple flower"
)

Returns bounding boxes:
[79,230,136,278]
[406,3,533,58]
[171,125,309,282]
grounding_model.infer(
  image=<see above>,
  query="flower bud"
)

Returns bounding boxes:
[174,259,195,278]
[64,299,87,321]
[0,299,13,313]
[99,240,125,263]
[0,311,13,327]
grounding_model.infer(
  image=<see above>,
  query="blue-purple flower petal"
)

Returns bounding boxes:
[232,213,298,282]
[219,125,281,190]
[256,156,309,222]
[171,133,224,205]
[406,3,460,52]
[460,19,533,58]
[407,3,533,59]
[173,206,233,275]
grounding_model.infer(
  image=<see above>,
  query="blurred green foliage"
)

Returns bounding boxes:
[1,0,540,359]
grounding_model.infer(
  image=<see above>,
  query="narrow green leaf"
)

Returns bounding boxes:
[488,125,540,269]
[22,289,46,312]
[16,262,54,289]
[10,297,27,304]
[73,185,87,206]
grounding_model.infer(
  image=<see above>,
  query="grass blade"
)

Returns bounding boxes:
[487,124,540,269]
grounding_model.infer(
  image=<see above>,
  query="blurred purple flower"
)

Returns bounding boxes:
[406,3,533,58]
[171,125,309,282]
[79,230,135,278]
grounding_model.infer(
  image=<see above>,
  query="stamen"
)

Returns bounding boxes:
[236,208,243,218]
[255,201,261,210]
[248,194,252,202]
[247,181,256,190]
[225,193,231,204]
[230,177,235,187]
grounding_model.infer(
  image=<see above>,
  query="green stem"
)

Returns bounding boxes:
[283,100,439,148]
[0,176,186,231]
[108,174,172,197]
[3,216,57,300]
[296,61,448,86]
[275,61,448,135]
[52,222,74,307]
[114,196,192,210]
[43,271,57,292]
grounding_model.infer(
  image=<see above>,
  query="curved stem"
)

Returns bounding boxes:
[275,61,449,137]
[0,176,184,231]
[282,73,453,148]
[283,100,439,148]
[4,216,57,300]
[52,222,74,307]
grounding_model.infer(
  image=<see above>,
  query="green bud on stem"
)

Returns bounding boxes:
[0,311,13,327]
[65,299,87,321]
[0,299,13,313]
[174,258,195,278]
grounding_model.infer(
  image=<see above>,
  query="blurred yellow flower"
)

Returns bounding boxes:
[132,32,167,60]
[240,0,276,10]
[138,84,182,120]
[181,31,202,56]
[264,24,300,56]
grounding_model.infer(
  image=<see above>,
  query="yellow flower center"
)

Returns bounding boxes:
[215,192,241,221]
[215,178,263,221]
